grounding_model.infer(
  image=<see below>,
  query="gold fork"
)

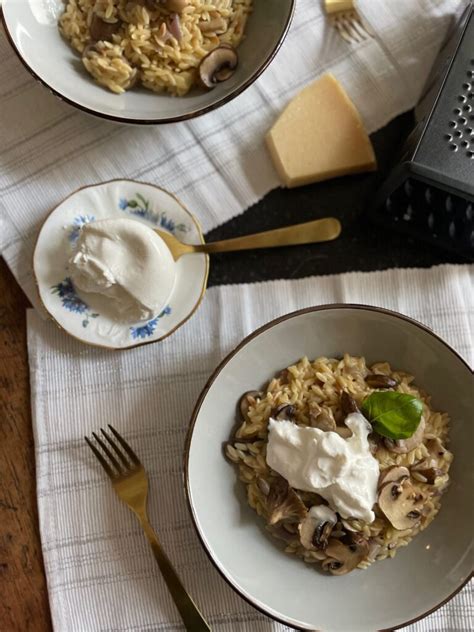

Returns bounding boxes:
[85,425,210,631]
[324,0,371,45]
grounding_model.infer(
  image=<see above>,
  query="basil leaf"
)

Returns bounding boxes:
[361,392,423,440]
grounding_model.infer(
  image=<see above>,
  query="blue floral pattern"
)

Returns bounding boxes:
[130,306,172,340]
[119,194,189,234]
[51,278,99,328]
[68,215,95,243]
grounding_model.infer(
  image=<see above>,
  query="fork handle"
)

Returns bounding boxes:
[141,518,211,631]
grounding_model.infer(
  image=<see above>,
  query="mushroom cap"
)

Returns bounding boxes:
[385,415,425,454]
[340,391,359,416]
[266,476,307,525]
[377,465,409,489]
[299,505,337,550]
[365,374,398,389]
[89,14,121,42]
[198,45,238,89]
[322,535,369,575]
[237,390,261,421]
[272,403,296,421]
[378,478,425,530]
[309,405,336,431]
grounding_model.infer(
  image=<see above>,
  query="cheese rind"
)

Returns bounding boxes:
[266,73,377,188]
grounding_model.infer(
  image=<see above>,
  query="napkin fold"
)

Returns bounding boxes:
[0,0,466,310]
[28,264,473,632]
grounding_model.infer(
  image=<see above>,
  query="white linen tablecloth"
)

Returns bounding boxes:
[27,264,473,631]
[0,0,467,310]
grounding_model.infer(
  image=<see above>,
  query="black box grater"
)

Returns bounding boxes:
[371,3,474,260]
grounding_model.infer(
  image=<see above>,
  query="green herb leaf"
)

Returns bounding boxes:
[361,392,423,440]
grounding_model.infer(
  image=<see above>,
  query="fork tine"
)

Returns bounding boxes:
[92,432,123,474]
[107,425,141,466]
[100,427,130,467]
[85,436,115,478]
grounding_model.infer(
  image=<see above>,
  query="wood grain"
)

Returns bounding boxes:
[0,258,52,632]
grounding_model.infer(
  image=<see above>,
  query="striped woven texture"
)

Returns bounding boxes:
[27,264,473,631]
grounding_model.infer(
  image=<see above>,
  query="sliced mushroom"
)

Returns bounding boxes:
[198,45,238,89]
[275,368,290,384]
[309,405,336,431]
[334,426,352,439]
[365,374,398,389]
[378,478,425,530]
[340,391,359,416]
[237,391,262,421]
[377,465,409,490]
[89,14,121,42]
[149,0,188,12]
[299,505,337,550]
[272,404,295,421]
[411,467,444,485]
[322,535,369,575]
[384,416,425,454]
[164,0,188,11]
[425,437,447,458]
[266,476,306,525]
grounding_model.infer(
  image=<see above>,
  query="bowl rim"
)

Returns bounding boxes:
[32,178,210,350]
[183,303,473,631]
[1,0,296,125]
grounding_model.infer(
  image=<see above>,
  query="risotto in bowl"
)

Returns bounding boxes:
[1,0,294,123]
[185,305,473,631]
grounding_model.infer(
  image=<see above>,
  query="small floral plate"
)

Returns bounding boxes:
[33,180,209,349]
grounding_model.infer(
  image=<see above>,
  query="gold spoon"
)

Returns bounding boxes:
[155,217,341,261]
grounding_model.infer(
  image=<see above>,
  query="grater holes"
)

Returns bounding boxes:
[464,105,472,113]
[458,95,467,103]
[449,143,459,152]
[461,140,470,149]
[454,130,463,138]
[463,83,472,91]
[458,117,468,125]
[468,151,474,159]
[449,120,457,128]
[454,107,462,115]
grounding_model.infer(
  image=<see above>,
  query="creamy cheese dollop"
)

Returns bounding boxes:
[266,413,379,523]
[69,218,176,323]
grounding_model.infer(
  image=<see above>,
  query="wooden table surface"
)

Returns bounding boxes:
[0,258,52,631]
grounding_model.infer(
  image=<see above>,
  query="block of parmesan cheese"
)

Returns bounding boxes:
[266,73,377,188]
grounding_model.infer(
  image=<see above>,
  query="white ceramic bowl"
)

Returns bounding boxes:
[33,179,208,349]
[185,305,473,631]
[1,0,294,124]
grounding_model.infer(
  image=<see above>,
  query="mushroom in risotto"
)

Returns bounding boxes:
[266,476,306,525]
[322,534,369,575]
[378,478,425,530]
[299,505,337,550]
[198,45,238,89]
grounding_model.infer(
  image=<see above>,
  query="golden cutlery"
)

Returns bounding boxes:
[324,0,371,45]
[85,425,211,632]
[156,217,341,261]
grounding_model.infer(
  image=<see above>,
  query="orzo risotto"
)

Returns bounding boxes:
[59,0,252,95]
[225,355,452,575]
